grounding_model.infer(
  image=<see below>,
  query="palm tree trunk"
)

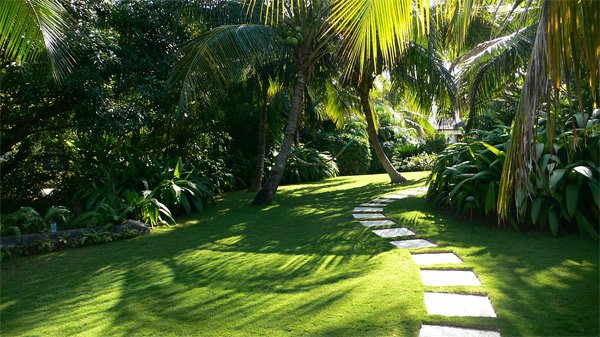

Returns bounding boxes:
[252,71,306,204]
[358,82,406,184]
[249,85,269,192]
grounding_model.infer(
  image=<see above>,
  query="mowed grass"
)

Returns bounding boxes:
[1,173,427,337]
[385,195,599,337]
[1,172,598,337]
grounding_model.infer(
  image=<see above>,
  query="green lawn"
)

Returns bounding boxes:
[1,172,598,337]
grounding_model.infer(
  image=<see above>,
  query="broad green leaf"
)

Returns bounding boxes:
[535,143,545,161]
[479,141,502,156]
[516,186,528,218]
[572,166,593,179]
[531,196,543,224]
[181,194,191,215]
[174,157,182,179]
[547,209,559,236]
[565,184,579,218]
[484,183,496,215]
[549,169,566,190]
[574,210,599,240]
[590,181,600,208]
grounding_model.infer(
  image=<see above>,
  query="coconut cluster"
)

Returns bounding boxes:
[282,26,304,47]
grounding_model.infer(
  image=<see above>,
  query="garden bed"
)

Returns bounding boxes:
[0,220,151,259]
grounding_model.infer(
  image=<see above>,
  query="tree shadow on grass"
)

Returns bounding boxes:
[0,174,427,336]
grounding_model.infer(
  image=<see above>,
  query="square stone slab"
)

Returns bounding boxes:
[370,198,395,203]
[360,203,388,207]
[390,239,437,249]
[419,270,481,286]
[372,227,415,238]
[411,253,463,266]
[419,325,501,337]
[359,220,396,227]
[424,293,497,317]
[353,207,384,213]
[401,187,428,195]
[381,194,410,200]
[353,213,386,220]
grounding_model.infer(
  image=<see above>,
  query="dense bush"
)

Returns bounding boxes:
[312,132,371,175]
[394,153,438,172]
[427,113,599,238]
[1,207,46,237]
[279,144,339,184]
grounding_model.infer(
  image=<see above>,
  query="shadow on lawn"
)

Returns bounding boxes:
[386,196,600,337]
[0,175,425,336]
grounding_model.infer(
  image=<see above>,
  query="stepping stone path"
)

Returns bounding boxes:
[352,187,501,337]
[352,213,386,220]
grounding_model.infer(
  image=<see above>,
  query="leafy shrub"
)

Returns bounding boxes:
[44,206,71,229]
[427,114,599,238]
[1,207,46,237]
[70,202,134,229]
[393,143,422,159]
[421,134,448,154]
[427,127,509,217]
[312,132,371,175]
[395,153,438,171]
[279,144,339,184]
[68,151,215,226]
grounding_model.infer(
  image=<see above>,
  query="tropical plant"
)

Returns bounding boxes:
[44,206,71,228]
[427,127,509,217]
[330,0,599,227]
[394,152,438,172]
[428,113,599,238]
[312,129,371,175]
[1,207,46,236]
[175,0,341,205]
[278,144,339,184]
[452,25,536,130]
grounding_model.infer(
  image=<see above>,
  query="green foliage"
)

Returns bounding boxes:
[427,127,509,217]
[279,145,339,185]
[312,131,371,176]
[428,115,600,238]
[44,206,71,228]
[394,153,438,172]
[70,203,133,229]
[1,207,46,236]
[68,152,214,227]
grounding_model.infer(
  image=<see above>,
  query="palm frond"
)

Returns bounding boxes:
[453,25,536,129]
[328,0,426,77]
[173,24,283,114]
[0,0,74,79]
[322,81,360,127]
[390,42,457,116]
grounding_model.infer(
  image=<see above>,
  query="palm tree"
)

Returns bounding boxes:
[347,39,456,183]
[174,1,335,204]
[0,0,74,79]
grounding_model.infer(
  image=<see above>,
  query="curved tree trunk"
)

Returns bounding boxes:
[358,81,406,184]
[252,71,306,204]
[248,85,269,192]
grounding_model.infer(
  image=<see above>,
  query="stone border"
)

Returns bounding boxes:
[0,220,151,259]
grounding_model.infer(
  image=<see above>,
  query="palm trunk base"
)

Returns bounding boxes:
[389,172,407,184]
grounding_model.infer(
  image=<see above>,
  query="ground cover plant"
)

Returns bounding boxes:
[1,173,597,337]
